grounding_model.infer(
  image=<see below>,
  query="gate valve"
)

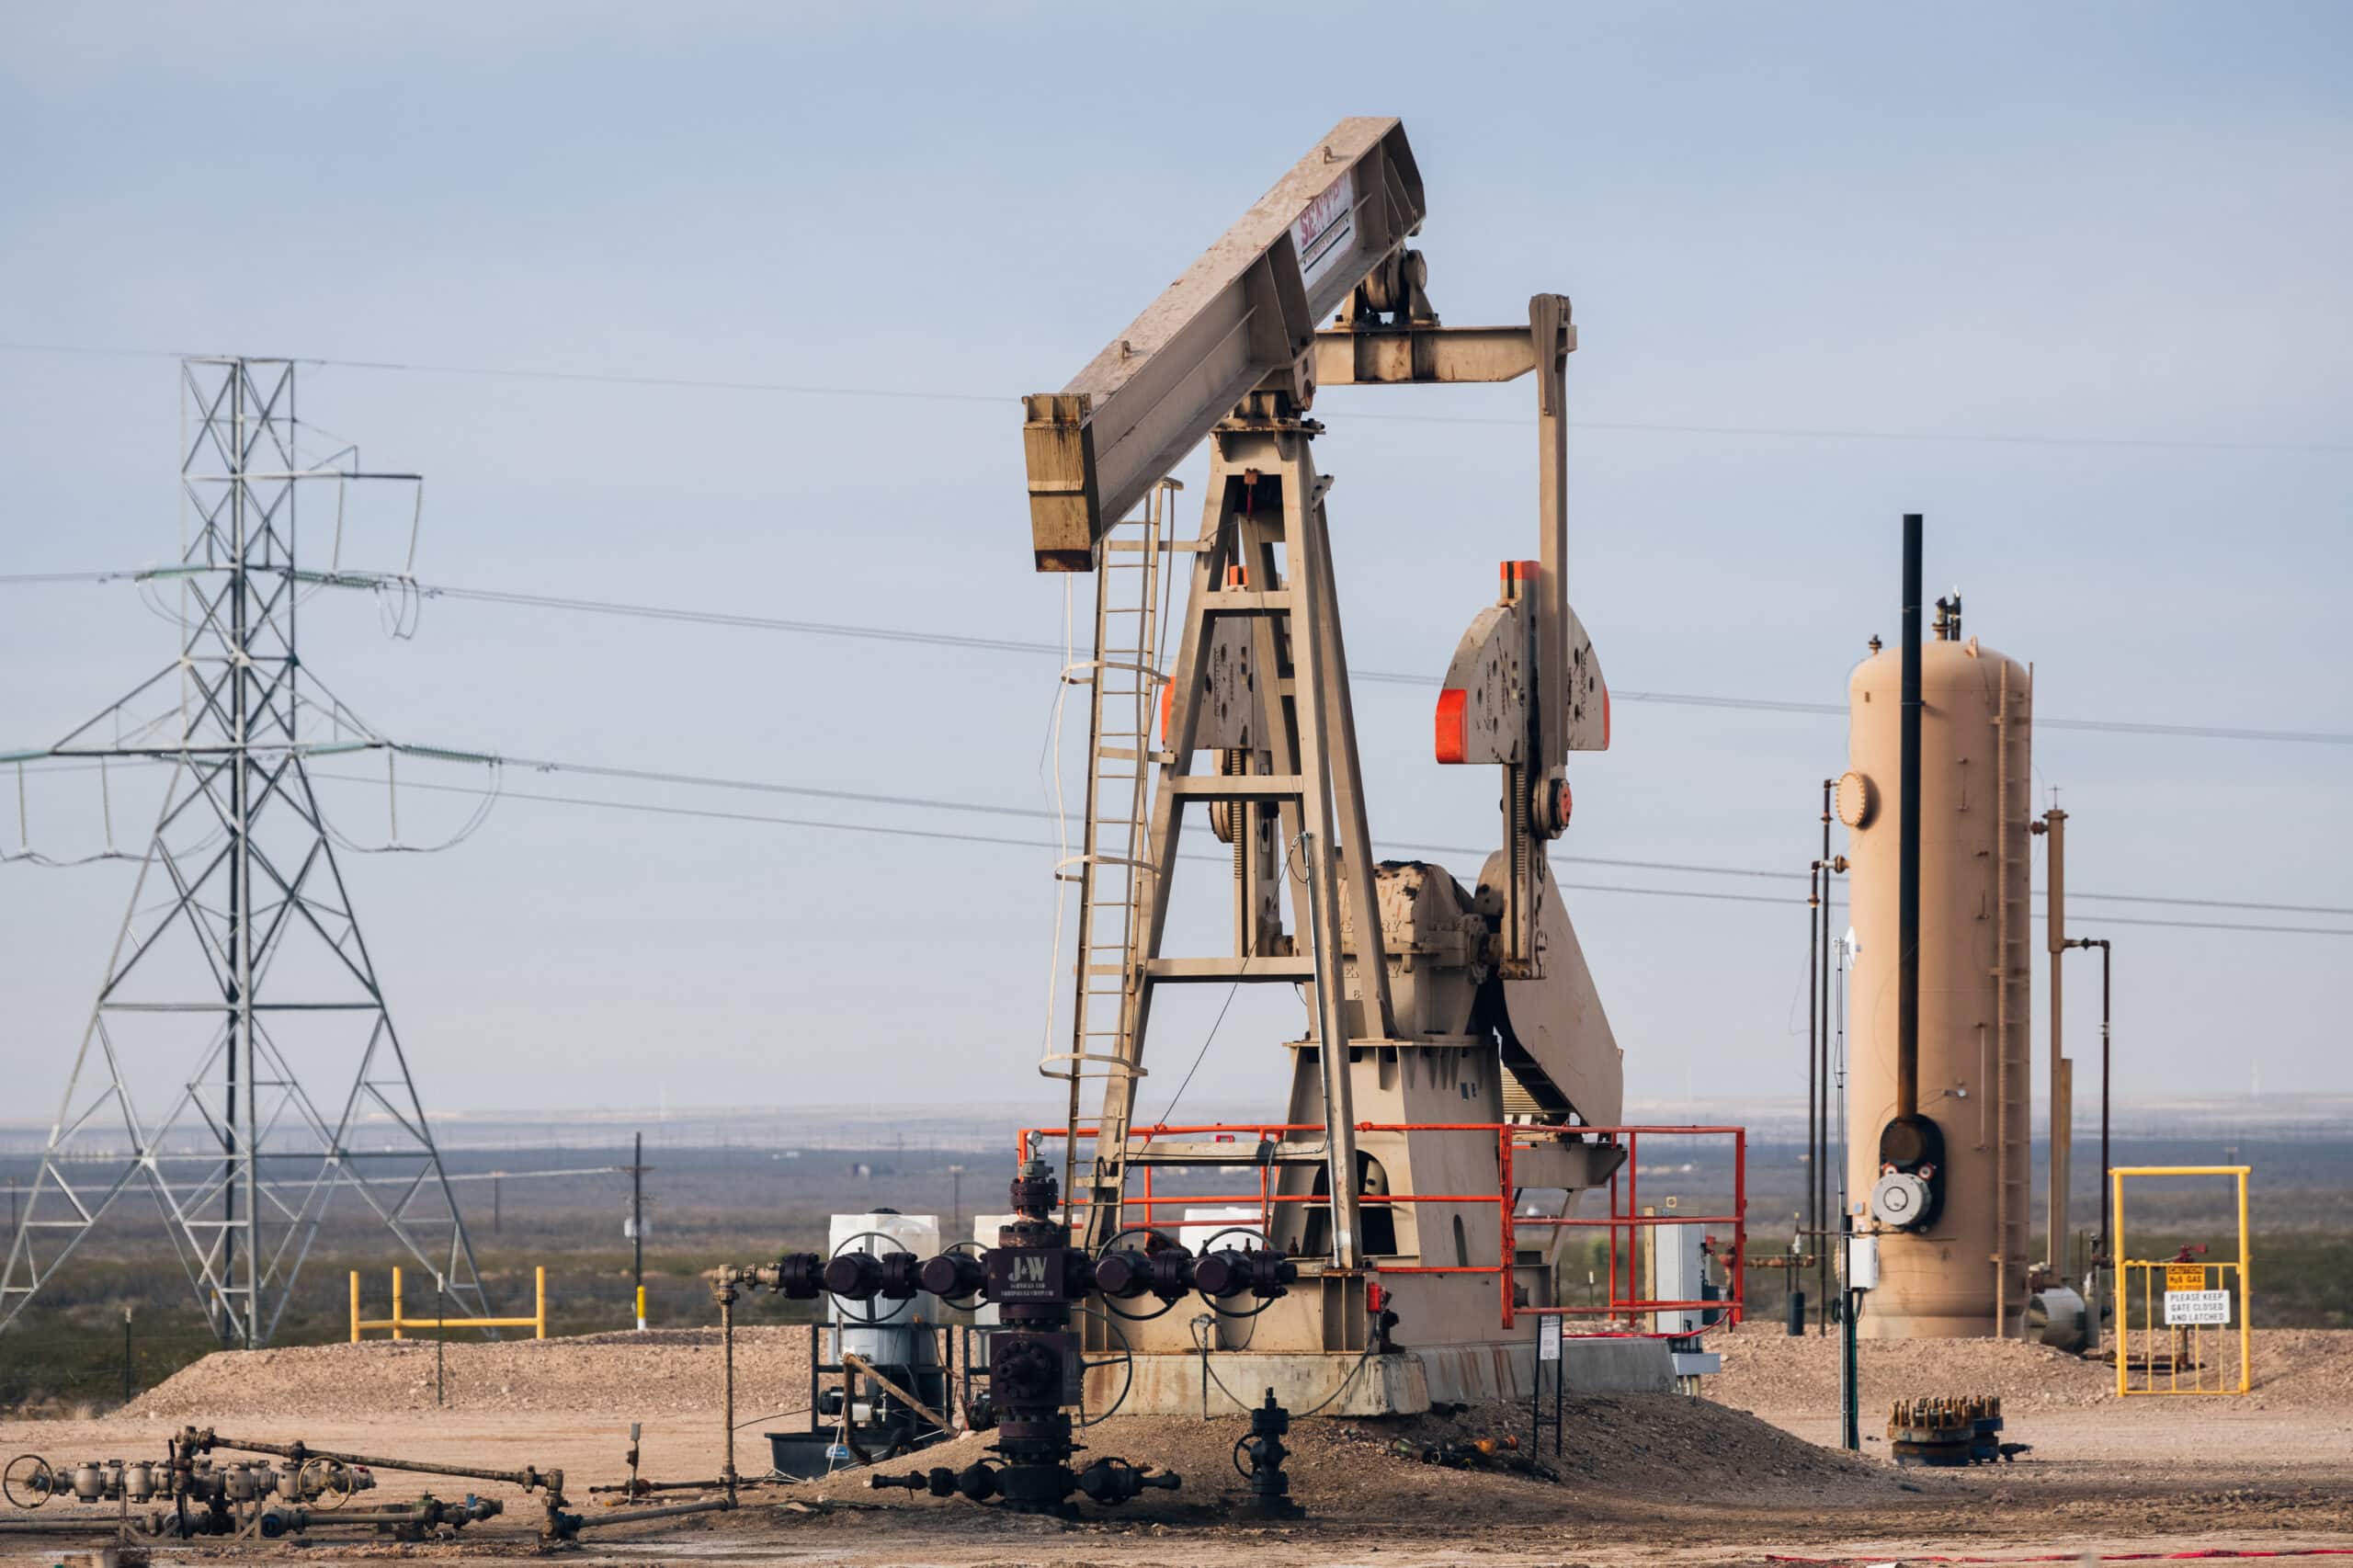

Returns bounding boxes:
[1074,1456,1180,1506]
[1093,1247,1195,1303]
[875,1252,927,1300]
[1195,1246,1300,1302]
[737,1254,825,1299]
[822,1251,887,1300]
[876,1460,1002,1502]
[1232,1388,1305,1518]
[919,1251,988,1301]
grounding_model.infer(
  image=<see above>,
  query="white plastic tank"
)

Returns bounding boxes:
[968,1213,1016,1327]
[1178,1205,1263,1255]
[825,1210,941,1369]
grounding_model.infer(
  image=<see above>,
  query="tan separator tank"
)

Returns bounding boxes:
[1840,608,2032,1338]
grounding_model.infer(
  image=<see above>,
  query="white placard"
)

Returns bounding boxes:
[1538,1314,1563,1363]
[1292,168,1358,293]
[2165,1289,2232,1326]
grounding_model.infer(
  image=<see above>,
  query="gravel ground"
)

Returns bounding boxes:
[1710,1323,2353,1415]
[0,1325,2344,1565]
[118,1324,821,1420]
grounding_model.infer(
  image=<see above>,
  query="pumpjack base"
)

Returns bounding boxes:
[1104,1339,1675,1417]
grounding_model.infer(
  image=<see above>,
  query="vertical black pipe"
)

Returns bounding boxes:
[1805,858,1819,1324]
[1839,1214,1860,1450]
[1818,780,1836,1325]
[1897,514,1923,1121]
[632,1131,645,1318]
[2097,940,2113,1263]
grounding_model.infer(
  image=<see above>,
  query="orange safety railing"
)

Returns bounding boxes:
[1018,1122,1745,1338]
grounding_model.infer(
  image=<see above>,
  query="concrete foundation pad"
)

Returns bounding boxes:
[1110,1335,1675,1417]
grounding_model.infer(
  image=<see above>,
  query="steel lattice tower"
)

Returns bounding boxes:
[1,358,487,1346]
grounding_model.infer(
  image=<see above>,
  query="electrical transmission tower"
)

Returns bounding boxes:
[1,357,488,1346]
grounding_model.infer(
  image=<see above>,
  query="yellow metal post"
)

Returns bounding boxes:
[2236,1167,2252,1394]
[537,1266,549,1340]
[349,1271,361,1344]
[635,1283,646,1333]
[391,1267,404,1341]
[2113,1168,2126,1397]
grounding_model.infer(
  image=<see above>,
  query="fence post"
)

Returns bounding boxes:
[392,1267,404,1341]
[349,1271,361,1343]
[1733,1127,1748,1326]
[2113,1171,2127,1398]
[1498,1128,1517,1329]
[536,1265,548,1340]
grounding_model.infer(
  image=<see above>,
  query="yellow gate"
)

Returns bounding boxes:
[2113,1165,2250,1396]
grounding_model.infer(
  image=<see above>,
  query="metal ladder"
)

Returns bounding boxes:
[1042,480,1181,1201]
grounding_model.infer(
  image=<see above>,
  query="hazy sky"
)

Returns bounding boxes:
[2,3,2347,1129]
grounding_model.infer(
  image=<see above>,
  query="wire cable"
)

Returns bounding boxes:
[290,770,2353,937]
[16,748,2347,925]
[1188,1315,1378,1417]
[7,568,2347,747]
[1147,982,1243,1139]
[4,340,2345,455]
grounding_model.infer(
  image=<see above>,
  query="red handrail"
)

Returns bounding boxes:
[1017,1120,1745,1338]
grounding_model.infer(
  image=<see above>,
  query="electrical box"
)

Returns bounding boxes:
[1844,1233,1881,1291]
[1652,1221,1708,1335]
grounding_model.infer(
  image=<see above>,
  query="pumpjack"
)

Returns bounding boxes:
[1021,119,1630,1411]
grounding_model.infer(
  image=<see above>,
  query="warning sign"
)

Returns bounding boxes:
[2165,1289,2232,1326]
[2166,1264,2207,1292]
[1539,1315,1563,1363]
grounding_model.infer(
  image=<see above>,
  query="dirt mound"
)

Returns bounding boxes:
[763,1392,1897,1528]
[116,1324,817,1420]
[1709,1324,2353,1416]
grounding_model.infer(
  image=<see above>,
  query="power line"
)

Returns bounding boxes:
[0,571,148,586]
[305,771,1811,909]
[9,568,2345,748]
[295,769,2353,938]
[4,339,2346,455]
[18,747,2348,921]
[417,751,2353,917]
[298,581,2353,745]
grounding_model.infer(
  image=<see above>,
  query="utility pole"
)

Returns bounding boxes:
[0,358,488,1346]
[627,1131,650,1331]
[1804,853,1819,1336]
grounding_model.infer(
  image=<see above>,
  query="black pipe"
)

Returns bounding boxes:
[1805,857,1819,1321]
[1897,514,1923,1122]
[2094,938,2113,1263]
[1838,1213,1860,1451]
[1817,778,1836,1327]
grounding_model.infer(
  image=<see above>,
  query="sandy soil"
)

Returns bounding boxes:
[4,1324,2348,1565]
